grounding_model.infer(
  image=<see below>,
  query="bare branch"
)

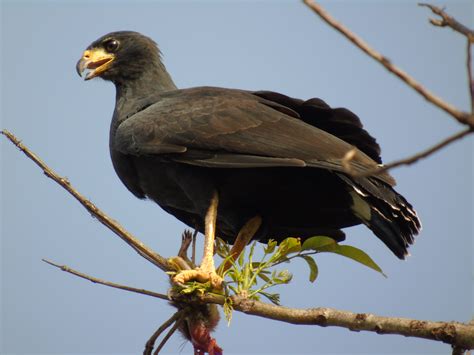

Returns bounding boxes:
[419,3,474,42]
[42,256,474,350]
[467,40,474,113]
[144,310,186,355]
[43,259,168,300]
[418,3,474,113]
[153,318,183,355]
[199,294,474,350]
[341,148,358,176]
[42,258,186,354]
[348,128,473,177]
[302,0,474,128]
[1,129,171,272]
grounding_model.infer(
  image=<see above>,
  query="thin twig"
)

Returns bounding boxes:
[302,0,474,128]
[1,130,171,272]
[144,310,186,355]
[43,258,187,355]
[43,259,168,300]
[348,128,473,177]
[153,317,184,355]
[419,3,474,42]
[467,40,474,113]
[418,3,474,113]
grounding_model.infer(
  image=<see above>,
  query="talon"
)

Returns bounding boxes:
[172,268,223,290]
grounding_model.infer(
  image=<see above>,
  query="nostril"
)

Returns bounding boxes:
[83,50,91,59]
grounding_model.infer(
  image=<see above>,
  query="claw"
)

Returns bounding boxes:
[172,268,223,290]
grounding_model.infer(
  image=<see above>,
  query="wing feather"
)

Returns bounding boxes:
[113,87,395,185]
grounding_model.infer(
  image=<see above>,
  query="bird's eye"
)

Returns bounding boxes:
[103,39,119,53]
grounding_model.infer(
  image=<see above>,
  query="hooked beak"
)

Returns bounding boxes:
[76,48,115,80]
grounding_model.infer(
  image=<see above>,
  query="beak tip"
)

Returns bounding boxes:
[76,59,85,79]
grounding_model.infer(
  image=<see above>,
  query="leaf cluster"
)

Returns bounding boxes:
[172,236,384,325]
[217,236,385,308]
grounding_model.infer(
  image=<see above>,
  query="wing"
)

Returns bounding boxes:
[252,90,382,164]
[113,86,395,185]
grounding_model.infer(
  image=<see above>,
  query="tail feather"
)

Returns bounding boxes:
[369,211,407,258]
[340,174,421,259]
[368,204,417,259]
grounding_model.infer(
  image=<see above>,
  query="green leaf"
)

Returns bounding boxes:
[228,262,241,282]
[252,263,270,275]
[223,297,234,326]
[215,237,230,259]
[249,293,261,302]
[264,239,277,254]
[332,245,386,277]
[274,270,292,284]
[242,261,250,286]
[257,272,271,283]
[259,291,281,305]
[178,281,210,295]
[237,249,245,267]
[248,241,257,264]
[301,236,337,252]
[228,285,239,295]
[301,255,319,282]
[218,255,236,276]
[276,237,301,257]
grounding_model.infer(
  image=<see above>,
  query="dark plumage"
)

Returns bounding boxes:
[77,31,421,259]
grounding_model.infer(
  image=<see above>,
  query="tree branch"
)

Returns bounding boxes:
[418,3,474,42]
[42,259,168,301]
[144,310,186,355]
[42,257,474,350]
[153,318,183,355]
[418,3,474,114]
[1,129,171,272]
[199,294,474,350]
[346,127,473,178]
[42,259,186,355]
[467,39,474,113]
[302,0,474,128]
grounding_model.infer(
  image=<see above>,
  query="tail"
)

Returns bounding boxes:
[338,174,421,259]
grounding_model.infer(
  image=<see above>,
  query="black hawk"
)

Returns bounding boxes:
[76,31,421,289]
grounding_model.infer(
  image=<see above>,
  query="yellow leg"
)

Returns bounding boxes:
[200,191,218,272]
[172,192,223,290]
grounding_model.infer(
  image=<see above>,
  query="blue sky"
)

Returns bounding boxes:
[1,1,473,354]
